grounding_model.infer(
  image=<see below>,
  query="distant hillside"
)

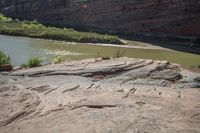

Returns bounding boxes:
[0,0,200,41]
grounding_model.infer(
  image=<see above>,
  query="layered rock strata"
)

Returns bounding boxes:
[0,57,200,132]
[0,0,200,39]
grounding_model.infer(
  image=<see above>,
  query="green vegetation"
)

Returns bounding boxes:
[95,52,110,60]
[26,57,42,68]
[20,63,28,68]
[113,49,125,58]
[101,57,111,60]
[95,49,125,59]
[0,14,122,44]
[0,50,11,65]
[193,65,200,69]
[52,55,67,64]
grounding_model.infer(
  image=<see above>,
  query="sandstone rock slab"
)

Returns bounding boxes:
[0,57,200,133]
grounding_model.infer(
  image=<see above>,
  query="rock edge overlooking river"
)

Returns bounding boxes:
[0,57,200,133]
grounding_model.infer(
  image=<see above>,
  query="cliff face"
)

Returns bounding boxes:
[0,0,200,38]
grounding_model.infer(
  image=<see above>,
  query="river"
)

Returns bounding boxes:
[0,35,200,67]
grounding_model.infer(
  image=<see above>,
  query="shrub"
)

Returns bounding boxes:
[0,50,11,65]
[20,64,28,68]
[0,14,12,22]
[101,57,111,60]
[113,49,125,58]
[52,55,67,64]
[27,57,42,68]
[0,13,123,44]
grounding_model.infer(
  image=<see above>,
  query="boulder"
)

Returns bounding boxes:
[0,64,13,71]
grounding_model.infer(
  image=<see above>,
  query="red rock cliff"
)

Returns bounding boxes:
[0,0,200,38]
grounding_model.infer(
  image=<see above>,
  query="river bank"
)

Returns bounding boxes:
[1,34,200,67]
[0,14,122,44]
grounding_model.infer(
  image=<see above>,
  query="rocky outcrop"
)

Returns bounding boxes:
[0,57,200,132]
[0,64,13,71]
[0,0,200,41]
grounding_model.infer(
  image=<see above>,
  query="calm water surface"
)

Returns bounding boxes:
[0,35,200,67]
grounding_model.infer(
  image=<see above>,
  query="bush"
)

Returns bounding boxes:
[0,50,11,65]
[101,57,111,60]
[113,49,125,58]
[52,55,67,64]
[27,57,42,68]
[20,64,28,68]
[0,13,123,44]
[0,14,13,22]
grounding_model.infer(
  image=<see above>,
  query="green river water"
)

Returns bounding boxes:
[0,35,199,67]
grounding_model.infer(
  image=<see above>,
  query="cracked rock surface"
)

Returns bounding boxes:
[0,57,200,133]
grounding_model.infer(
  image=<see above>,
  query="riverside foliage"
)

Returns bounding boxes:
[26,57,42,68]
[0,14,122,44]
[0,50,11,65]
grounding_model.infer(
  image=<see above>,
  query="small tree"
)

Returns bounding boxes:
[0,51,11,65]
[113,49,125,58]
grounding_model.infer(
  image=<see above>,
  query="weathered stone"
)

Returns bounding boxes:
[0,64,13,71]
[13,66,22,70]
[0,58,200,133]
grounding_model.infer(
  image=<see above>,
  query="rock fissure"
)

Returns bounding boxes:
[70,104,118,110]
[62,85,80,94]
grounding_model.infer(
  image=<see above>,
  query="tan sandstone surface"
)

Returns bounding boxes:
[0,57,200,133]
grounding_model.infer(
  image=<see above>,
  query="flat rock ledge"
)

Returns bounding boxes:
[0,57,200,133]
